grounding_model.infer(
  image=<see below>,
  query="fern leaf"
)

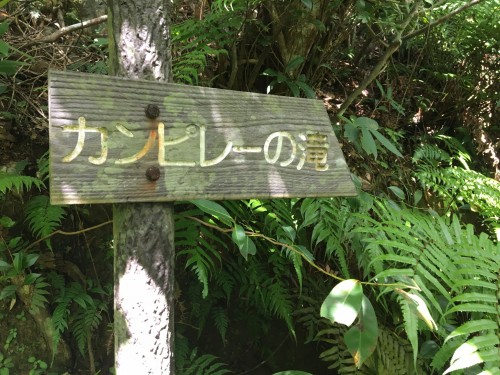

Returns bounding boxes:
[445,320,498,343]
[25,195,65,248]
[398,297,418,369]
[0,172,44,194]
[212,307,228,344]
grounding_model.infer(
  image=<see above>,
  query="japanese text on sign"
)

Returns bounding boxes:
[62,117,330,171]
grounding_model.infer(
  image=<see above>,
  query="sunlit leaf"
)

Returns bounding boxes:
[190,199,232,226]
[361,128,377,158]
[395,289,437,330]
[344,296,378,368]
[370,129,403,157]
[232,224,256,260]
[285,56,305,72]
[355,116,379,131]
[389,186,405,200]
[320,279,363,326]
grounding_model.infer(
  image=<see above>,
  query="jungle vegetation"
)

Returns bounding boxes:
[0,0,499,374]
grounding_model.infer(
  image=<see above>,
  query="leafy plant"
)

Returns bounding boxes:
[374,80,405,115]
[49,275,108,356]
[175,344,230,375]
[263,56,316,98]
[0,21,25,83]
[343,116,403,159]
[0,351,14,375]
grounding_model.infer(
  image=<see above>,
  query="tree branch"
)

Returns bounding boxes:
[24,15,108,47]
[337,39,401,118]
[403,0,484,41]
[337,0,423,117]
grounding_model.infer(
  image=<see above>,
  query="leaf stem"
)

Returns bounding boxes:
[24,220,113,252]
[187,216,416,290]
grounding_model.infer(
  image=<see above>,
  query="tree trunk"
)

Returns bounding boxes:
[107,1,175,373]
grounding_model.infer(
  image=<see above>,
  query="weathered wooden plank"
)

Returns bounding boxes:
[49,70,355,204]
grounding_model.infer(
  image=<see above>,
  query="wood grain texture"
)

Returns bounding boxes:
[113,203,174,374]
[49,70,355,204]
[108,2,175,374]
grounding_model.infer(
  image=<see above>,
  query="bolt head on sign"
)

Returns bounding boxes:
[48,71,355,204]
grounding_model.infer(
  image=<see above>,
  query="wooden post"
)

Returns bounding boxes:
[107,1,175,373]
[48,4,356,374]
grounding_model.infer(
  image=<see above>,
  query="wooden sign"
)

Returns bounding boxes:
[49,71,355,204]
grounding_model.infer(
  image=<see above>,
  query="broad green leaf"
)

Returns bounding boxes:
[288,82,300,98]
[25,254,39,268]
[344,296,378,368]
[286,56,305,72]
[295,79,316,98]
[262,68,278,77]
[320,279,363,326]
[395,289,437,330]
[232,224,256,260]
[370,129,403,157]
[0,60,24,75]
[190,200,232,226]
[361,128,377,158]
[388,186,405,200]
[344,122,359,143]
[24,273,41,285]
[0,215,15,228]
[13,252,24,273]
[355,116,379,131]
[0,40,9,56]
[273,372,312,375]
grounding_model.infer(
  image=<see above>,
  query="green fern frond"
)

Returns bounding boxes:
[36,152,50,182]
[412,144,450,165]
[25,195,66,247]
[373,328,423,375]
[178,247,213,298]
[52,299,70,351]
[181,348,231,375]
[72,300,104,355]
[357,198,500,373]
[0,171,44,194]
[212,306,229,344]
[28,277,50,314]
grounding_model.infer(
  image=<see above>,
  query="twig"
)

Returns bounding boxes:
[24,220,113,252]
[23,15,108,48]
[187,216,417,290]
[402,0,484,41]
[337,0,423,117]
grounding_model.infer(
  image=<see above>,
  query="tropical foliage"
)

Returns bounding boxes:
[0,0,499,373]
